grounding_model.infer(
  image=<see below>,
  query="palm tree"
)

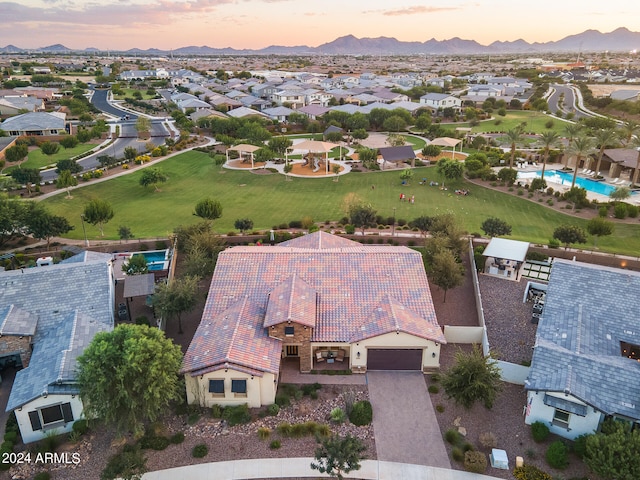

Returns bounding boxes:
[562,123,583,169]
[538,131,561,180]
[592,128,619,177]
[505,128,523,169]
[619,120,640,145]
[567,136,596,189]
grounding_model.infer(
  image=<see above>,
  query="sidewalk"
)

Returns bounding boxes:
[141,458,507,480]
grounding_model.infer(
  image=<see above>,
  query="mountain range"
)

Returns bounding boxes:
[2,27,639,56]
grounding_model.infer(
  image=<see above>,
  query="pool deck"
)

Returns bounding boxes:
[515,162,639,204]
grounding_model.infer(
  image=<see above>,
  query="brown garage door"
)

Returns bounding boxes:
[367,349,422,371]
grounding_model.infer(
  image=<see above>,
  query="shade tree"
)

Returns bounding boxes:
[83,198,114,237]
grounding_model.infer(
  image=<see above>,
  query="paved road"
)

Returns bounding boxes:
[367,371,451,468]
[91,88,138,120]
[548,84,590,120]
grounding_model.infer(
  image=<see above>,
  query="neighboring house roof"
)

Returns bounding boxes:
[2,253,113,411]
[379,146,416,163]
[183,233,444,371]
[610,89,640,101]
[482,238,530,262]
[0,111,65,132]
[323,125,343,135]
[297,105,330,117]
[603,148,640,169]
[263,106,294,117]
[526,259,640,420]
[226,106,269,119]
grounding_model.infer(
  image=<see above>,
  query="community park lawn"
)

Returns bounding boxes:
[440,111,568,136]
[8,143,96,172]
[42,150,640,256]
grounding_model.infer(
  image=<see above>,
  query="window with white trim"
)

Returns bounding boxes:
[553,409,570,429]
[28,402,74,431]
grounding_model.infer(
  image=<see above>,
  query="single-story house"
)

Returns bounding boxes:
[262,106,294,123]
[181,232,446,408]
[0,96,45,115]
[482,238,530,281]
[2,251,115,443]
[0,111,66,136]
[525,259,640,440]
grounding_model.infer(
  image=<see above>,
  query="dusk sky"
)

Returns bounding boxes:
[2,0,639,51]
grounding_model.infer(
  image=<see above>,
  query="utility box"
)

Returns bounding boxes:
[491,449,509,470]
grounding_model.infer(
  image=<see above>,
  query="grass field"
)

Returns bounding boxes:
[440,111,568,136]
[112,88,158,100]
[8,144,97,172]
[41,150,640,255]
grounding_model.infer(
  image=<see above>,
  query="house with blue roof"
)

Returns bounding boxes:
[181,232,446,409]
[1,252,114,443]
[524,259,640,440]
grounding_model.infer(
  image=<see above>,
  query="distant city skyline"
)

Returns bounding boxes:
[3,0,640,51]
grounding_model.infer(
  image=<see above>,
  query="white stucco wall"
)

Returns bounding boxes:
[350,332,441,371]
[524,391,602,440]
[185,369,277,409]
[15,394,84,444]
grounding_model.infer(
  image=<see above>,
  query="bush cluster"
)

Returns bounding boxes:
[464,450,487,473]
[349,400,373,426]
[531,421,550,443]
[545,440,569,469]
[513,464,553,480]
[192,444,208,458]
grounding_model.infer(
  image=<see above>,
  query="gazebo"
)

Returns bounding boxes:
[226,144,262,168]
[430,137,463,159]
[291,140,338,174]
[482,238,530,281]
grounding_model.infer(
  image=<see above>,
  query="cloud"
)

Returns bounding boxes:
[375,5,461,16]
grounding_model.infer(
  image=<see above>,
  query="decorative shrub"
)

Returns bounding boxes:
[72,419,89,436]
[452,447,465,462]
[187,412,200,425]
[139,435,170,451]
[222,404,251,426]
[464,450,487,473]
[276,422,292,436]
[598,205,609,217]
[192,444,208,458]
[33,473,51,480]
[269,440,281,449]
[428,385,439,394]
[210,404,223,418]
[479,432,497,448]
[275,394,290,408]
[545,440,568,469]
[267,403,280,416]
[445,429,462,445]
[548,238,560,249]
[349,400,373,426]
[3,431,17,443]
[572,433,591,459]
[627,204,639,218]
[257,427,271,440]
[614,202,627,219]
[330,407,346,424]
[344,224,355,234]
[170,432,185,444]
[513,464,553,480]
[435,404,445,413]
[531,421,550,443]
[301,383,321,396]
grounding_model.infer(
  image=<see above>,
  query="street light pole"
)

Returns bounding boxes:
[392,207,396,237]
[80,214,89,247]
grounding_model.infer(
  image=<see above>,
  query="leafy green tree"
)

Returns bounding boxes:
[23,204,73,249]
[179,229,226,278]
[409,215,433,236]
[60,135,79,149]
[584,421,640,480]
[386,133,406,147]
[124,146,138,161]
[553,225,587,250]
[399,168,413,183]
[10,167,41,194]
[283,162,293,179]
[414,113,432,132]
[505,127,524,168]
[437,159,464,181]
[430,249,464,303]
[267,136,293,158]
[194,197,222,222]
[530,178,547,192]
[139,168,168,192]
[586,217,614,247]
[332,163,341,181]
[325,131,344,143]
[481,217,512,237]
[40,141,60,155]
[349,203,377,235]
[234,218,254,234]
[83,198,114,237]
[122,254,148,275]
[610,186,631,203]
[118,225,134,242]
[56,158,82,174]
[351,128,368,141]
[97,155,117,172]
[592,128,619,177]
[441,346,503,409]
[311,434,366,480]
[0,193,26,247]
[152,275,200,334]
[135,116,151,138]
[4,144,28,164]
[77,324,183,436]
[422,144,441,158]
[56,169,78,198]
[564,186,589,209]
[497,167,518,185]
[618,119,639,145]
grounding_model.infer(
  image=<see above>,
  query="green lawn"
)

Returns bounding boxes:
[112,88,158,100]
[9,144,97,172]
[471,111,565,134]
[41,150,640,255]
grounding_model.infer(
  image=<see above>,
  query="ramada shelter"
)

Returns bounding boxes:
[181,231,446,408]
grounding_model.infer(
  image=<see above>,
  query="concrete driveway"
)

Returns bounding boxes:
[367,371,451,468]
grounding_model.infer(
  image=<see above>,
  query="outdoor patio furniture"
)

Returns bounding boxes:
[335,350,345,362]
[315,351,325,363]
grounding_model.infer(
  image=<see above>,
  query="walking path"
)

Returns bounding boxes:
[367,371,451,469]
[141,457,505,480]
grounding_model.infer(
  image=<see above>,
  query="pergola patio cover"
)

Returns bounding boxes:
[482,238,530,262]
[123,273,156,299]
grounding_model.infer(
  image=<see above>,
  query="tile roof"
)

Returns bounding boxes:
[0,112,65,131]
[1,254,114,411]
[0,305,38,336]
[181,296,281,376]
[183,232,444,375]
[526,259,640,419]
[264,274,317,328]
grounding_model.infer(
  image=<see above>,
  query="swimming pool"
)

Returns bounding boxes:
[518,170,636,197]
[135,249,169,271]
